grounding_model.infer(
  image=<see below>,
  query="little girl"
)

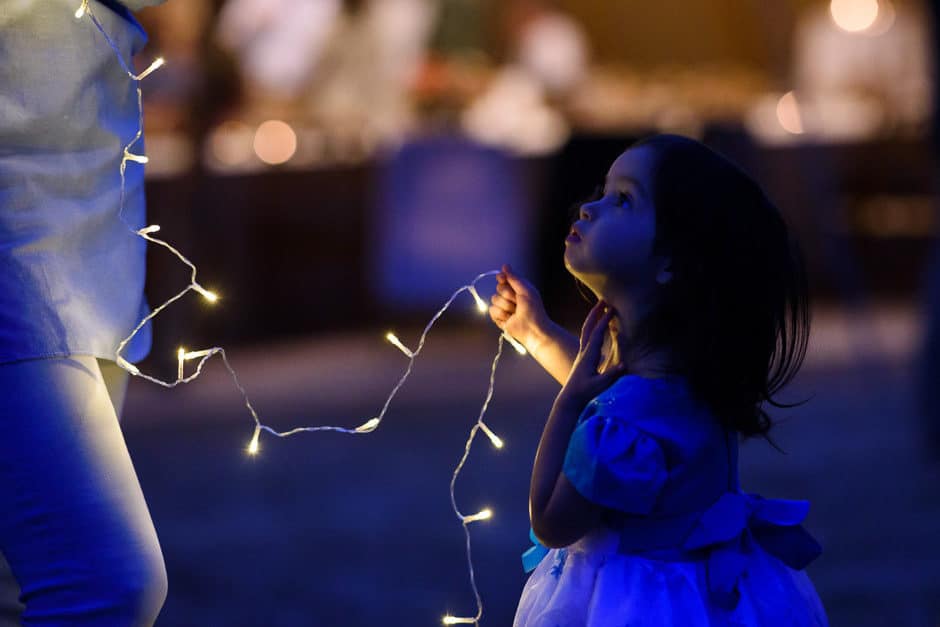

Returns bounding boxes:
[489,134,828,626]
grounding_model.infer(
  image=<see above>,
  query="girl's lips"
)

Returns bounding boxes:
[565,232,581,244]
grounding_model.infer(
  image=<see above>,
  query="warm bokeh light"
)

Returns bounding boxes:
[776,91,804,135]
[208,120,254,167]
[830,0,879,33]
[253,119,297,165]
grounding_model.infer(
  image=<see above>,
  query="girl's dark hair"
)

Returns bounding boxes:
[625,134,811,439]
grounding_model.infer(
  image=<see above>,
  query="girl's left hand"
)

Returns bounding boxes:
[559,301,627,407]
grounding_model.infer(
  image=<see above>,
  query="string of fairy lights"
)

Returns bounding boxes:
[73,1,528,623]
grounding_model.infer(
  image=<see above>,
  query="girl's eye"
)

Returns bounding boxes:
[616,192,631,206]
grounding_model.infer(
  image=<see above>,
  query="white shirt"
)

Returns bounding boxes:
[0,0,164,364]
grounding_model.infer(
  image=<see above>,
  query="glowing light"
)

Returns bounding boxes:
[253,120,297,165]
[830,0,879,32]
[123,152,149,164]
[183,348,216,361]
[478,421,504,449]
[776,91,804,135]
[443,615,477,625]
[468,285,488,313]
[116,356,139,376]
[76,3,520,620]
[463,508,493,524]
[503,334,527,355]
[355,417,381,433]
[385,332,415,358]
[207,120,255,168]
[193,284,219,303]
[247,426,261,456]
[177,347,186,380]
[135,57,165,81]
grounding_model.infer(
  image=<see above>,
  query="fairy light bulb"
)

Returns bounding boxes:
[478,421,504,449]
[442,616,476,625]
[59,18,520,612]
[385,332,414,358]
[355,417,381,433]
[247,426,261,456]
[136,57,165,81]
[193,284,218,303]
[463,508,493,524]
[183,348,215,360]
[115,356,139,376]
[503,334,527,355]
[467,285,488,313]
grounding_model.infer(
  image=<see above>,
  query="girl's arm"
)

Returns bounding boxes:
[489,265,579,385]
[525,319,579,386]
[529,302,627,548]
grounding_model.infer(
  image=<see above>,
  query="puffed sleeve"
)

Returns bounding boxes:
[562,415,667,514]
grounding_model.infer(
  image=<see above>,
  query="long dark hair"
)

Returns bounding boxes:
[622,134,811,439]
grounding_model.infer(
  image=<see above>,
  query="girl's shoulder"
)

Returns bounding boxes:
[591,373,693,411]
[586,373,720,445]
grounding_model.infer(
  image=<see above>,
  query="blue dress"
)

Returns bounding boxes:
[514,374,828,626]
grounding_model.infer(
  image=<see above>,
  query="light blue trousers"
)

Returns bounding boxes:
[0,356,166,626]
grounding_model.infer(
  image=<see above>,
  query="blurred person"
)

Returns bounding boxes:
[460,0,586,155]
[136,0,212,133]
[504,0,589,97]
[0,0,166,624]
[305,0,436,145]
[215,0,342,116]
[488,135,828,625]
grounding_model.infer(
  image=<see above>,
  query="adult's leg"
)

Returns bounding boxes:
[98,358,130,421]
[0,358,131,625]
[0,355,166,626]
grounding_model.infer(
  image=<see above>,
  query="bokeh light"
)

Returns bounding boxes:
[830,0,879,33]
[208,119,254,167]
[776,91,804,135]
[253,119,297,165]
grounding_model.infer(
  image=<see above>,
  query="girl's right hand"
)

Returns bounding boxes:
[489,264,549,351]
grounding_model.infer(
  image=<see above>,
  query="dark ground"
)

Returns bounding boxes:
[122,303,940,627]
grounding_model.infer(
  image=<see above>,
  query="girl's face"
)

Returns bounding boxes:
[563,146,670,300]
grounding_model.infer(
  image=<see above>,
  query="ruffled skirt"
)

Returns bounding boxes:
[513,527,828,627]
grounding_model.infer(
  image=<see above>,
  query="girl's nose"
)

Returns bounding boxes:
[579,205,593,221]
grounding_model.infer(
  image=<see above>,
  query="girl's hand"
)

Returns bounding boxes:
[489,264,550,351]
[559,301,626,406]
